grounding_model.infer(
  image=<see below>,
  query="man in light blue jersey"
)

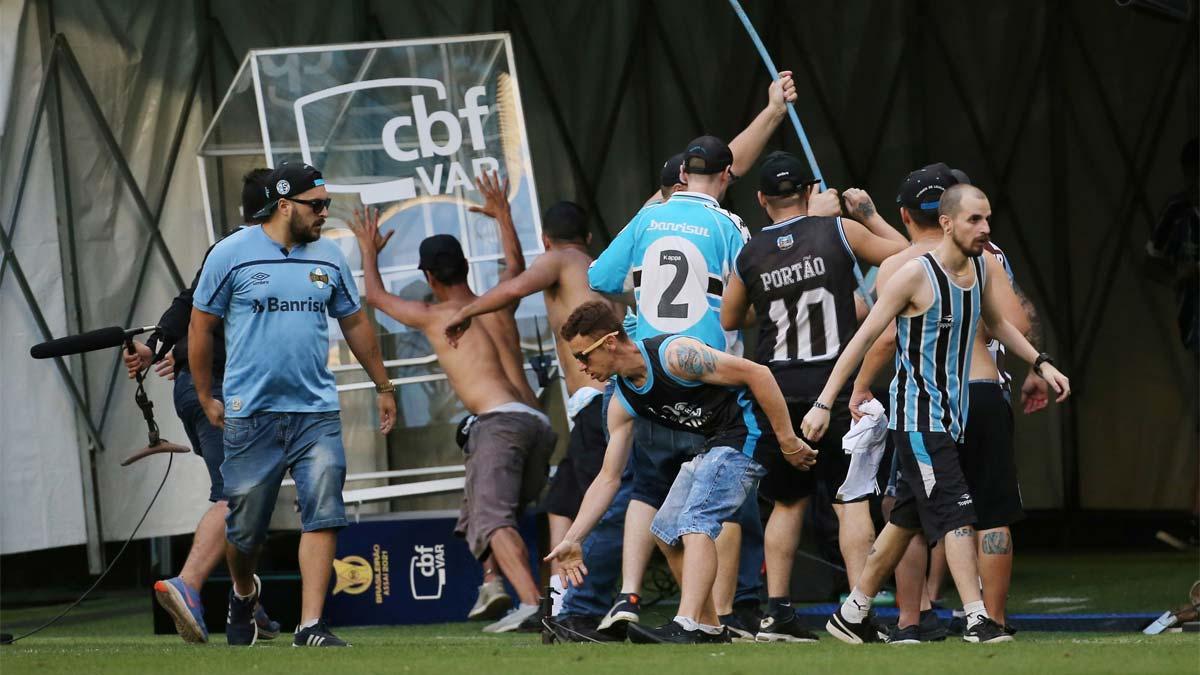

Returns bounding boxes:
[585,134,763,637]
[801,184,1070,645]
[190,162,397,648]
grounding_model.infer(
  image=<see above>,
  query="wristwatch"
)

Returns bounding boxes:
[375,381,396,394]
[1033,352,1054,375]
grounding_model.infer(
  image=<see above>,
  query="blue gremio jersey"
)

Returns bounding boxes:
[193,226,360,418]
[588,191,749,351]
[888,253,987,440]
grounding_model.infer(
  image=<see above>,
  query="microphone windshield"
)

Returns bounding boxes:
[30,326,127,359]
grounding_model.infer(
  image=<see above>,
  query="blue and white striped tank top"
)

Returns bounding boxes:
[887,252,987,440]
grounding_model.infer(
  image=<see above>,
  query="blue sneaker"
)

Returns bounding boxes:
[252,575,280,640]
[226,584,258,646]
[154,577,208,643]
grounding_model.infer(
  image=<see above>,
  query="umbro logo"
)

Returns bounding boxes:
[250,272,270,286]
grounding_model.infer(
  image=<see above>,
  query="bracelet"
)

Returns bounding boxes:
[781,444,804,456]
[375,381,396,394]
[811,401,831,411]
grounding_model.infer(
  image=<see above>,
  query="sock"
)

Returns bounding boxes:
[299,618,318,630]
[767,596,793,618]
[695,622,723,635]
[964,600,989,628]
[673,615,700,632]
[840,588,874,624]
[550,575,565,616]
[234,586,256,601]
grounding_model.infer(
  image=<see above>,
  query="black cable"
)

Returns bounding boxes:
[1,451,175,644]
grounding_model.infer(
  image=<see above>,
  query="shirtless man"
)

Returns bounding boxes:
[443,183,615,608]
[349,197,555,633]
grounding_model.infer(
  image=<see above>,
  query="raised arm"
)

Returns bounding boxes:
[349,207,432,328]
[472,171,525,283]
[840,217,909,267]
[728,71,797,178]
[544,398,636,586]
[445,252,562,347]
[662,337,816,468]
[840,188,907,246]
[802,260,925,440]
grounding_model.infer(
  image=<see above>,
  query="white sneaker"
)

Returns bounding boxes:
[468,579,512,620]
[482,603,540,633]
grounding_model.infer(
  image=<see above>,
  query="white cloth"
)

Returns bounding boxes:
[836,399,888,501]
[566,386,604,423]
[480,401,550,426]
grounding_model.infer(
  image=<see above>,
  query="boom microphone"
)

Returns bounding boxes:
[30,325,158,359]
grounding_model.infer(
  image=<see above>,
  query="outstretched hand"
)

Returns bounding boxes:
[543,539,587,588]
[349,206,395,254]
[470,171,511,221]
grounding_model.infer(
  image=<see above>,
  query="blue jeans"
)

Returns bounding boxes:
[173,370,224,502]
[651,447,767,546]
[560,383,765,616]
[222,411,347,553]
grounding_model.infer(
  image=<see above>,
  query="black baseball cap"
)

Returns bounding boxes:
[682,136,733,175]
[660,153,686,187]
[759,151,820,196]
[923,162,972,186]
[417,234,467,272]
[252,162,326,219]
[896,163,960,212]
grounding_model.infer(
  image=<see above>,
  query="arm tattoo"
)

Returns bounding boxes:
[1014,284,1042,348]
[854,200,876,221]
[672,344,717,379]
[981,531,1012,555]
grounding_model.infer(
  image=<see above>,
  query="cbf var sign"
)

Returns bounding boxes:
[232,33,543,220]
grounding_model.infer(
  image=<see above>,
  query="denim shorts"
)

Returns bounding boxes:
[173,370,224,502]
[222,411,347,553]
[630,418,705,509]
[650,446,766,546]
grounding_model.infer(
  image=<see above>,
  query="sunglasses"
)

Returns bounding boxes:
[285,196,332,212]
[572,331,618,365]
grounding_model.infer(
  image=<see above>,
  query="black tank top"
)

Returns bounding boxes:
[736,215,860,398]
[615,334,776,461]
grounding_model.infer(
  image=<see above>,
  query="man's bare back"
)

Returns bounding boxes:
[417,301,533,415]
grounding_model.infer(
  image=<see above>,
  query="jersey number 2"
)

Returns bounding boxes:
[657,249,689,319]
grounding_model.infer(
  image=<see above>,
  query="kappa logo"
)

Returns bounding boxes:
[276,179,291,195]
[777,234,794,250]
[309,267,330,289]
[957,492,974,507]
[937,314,954,330]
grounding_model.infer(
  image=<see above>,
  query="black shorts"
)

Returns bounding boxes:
[888,430,976,542]
[543,396,607,519]
[959,382,1024,529]
[758,396,859,505]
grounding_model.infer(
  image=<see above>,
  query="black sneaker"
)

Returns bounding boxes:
[962,617,1014,644]
[919,609,947,641]
[732,603,764,635]
[226,587,258,646]
[597,593,640,632]
[1003,622,1018,636]
[887,623,921,645]
[756,612,819,643]
[718,612,757,641]
[543,615,622,643]
[699,626,733,644]
[826,608,882,644]
[627,620,704,644]
[251,575,280,640]
[293,619,350,647]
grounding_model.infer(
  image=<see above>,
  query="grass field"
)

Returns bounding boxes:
[1,552,1197,674]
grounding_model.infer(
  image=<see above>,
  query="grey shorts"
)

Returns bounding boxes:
[454,411,557,559]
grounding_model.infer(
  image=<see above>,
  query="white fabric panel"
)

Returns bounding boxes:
[0,0,87,554]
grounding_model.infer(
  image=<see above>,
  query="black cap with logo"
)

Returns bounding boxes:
[253,162,326,219]
[417,234,467,273]
[660,153,686,187]
[682,135,733,175]
[895,163,964,213]
[759,151,820,196]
